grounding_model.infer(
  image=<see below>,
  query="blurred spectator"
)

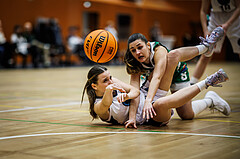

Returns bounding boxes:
[67,26,84,54]
[34,18,52,67]
[10,25,28,68]
[23,21,40,68]
[66,26,86,65]
[105,20,119,42]
[105,20,122,64]
[0,20,8,68]
[149,21,163,42]
[49,18,65,66]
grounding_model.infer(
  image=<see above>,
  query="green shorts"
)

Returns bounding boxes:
[172,62,190,84]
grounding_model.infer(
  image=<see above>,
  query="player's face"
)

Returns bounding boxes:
[129,39,150,63]
[93,70,113,96]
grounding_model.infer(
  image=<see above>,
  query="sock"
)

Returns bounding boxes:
[196,45,208,55]
[190,76,199,84]
[196,80,207,91]
[192,99,212,116]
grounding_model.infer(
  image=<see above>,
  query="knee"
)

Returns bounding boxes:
[168,50,180,64]
[154,99,169,110]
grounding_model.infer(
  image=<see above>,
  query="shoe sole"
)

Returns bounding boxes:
[204,27,224,57]
[219,69,229,81]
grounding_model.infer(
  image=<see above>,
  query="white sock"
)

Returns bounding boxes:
[196,80,207,91]
[196,45,208,55]
[192,99,212,116]
[190,76,199,84]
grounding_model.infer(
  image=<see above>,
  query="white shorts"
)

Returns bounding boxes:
[208,11,240,54]
[170,81,191,92]
[140,80,168,102]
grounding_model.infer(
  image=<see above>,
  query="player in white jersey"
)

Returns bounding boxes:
[81,65,230,128]
[190,0,240,84]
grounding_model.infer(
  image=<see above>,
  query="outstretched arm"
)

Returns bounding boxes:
[125,74,141,128]
[143,46,167,119]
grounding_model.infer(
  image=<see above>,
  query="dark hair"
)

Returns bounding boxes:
[81,65,107,119]
[124,33,148,75]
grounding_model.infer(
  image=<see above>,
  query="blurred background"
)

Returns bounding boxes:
[0,0,238,68]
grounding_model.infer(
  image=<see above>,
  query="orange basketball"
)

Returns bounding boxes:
[84,29,118,63]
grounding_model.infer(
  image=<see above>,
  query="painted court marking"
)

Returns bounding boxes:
[0,131,239,140]
[1,118,240,140]
[0,102,83,113]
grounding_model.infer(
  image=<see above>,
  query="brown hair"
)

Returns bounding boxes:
[124,33,148,75]
[81,65,107,119]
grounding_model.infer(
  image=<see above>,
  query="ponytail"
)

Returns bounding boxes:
[81,65,107,120]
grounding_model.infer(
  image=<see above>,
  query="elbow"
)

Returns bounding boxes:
[135,89,140,98]
[133,88,140,99]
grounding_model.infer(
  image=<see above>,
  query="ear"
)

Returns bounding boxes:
[147,42,151,50]
[91,83,97,90]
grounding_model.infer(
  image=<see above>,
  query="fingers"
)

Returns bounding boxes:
[142,106,157,119]
[125,121,137,129]
[107,83,126,93]
[117,93,127,103]
[146,110,150,119]
[142,110,146,119]
[152,107,157,116]
[113,83,126,93]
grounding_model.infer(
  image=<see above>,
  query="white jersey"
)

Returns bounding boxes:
[95,90,146,125]
[211,0,236,12]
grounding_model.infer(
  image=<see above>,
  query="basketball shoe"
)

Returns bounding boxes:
[205,68,229,88]
[205,91,231,116]
[200,26,224,57]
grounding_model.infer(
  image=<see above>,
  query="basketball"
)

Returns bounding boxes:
[84,29,118,63]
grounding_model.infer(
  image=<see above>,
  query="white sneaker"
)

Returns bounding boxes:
[205,91,231,116]
[199,27,224,57]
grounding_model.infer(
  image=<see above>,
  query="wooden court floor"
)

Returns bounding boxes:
[0,62,240,159]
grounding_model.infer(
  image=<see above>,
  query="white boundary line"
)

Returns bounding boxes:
[0,102,83,113]
[0,131,239,140]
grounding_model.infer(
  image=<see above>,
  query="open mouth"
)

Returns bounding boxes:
[138,56,144,60]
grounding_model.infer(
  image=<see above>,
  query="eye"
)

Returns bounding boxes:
[137,46,143,50]
[130,49,136,53]
[103,78,108,83]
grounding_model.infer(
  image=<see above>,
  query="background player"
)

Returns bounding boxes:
[190,0,240,84]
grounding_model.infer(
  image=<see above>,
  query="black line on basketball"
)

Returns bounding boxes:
[107,33,117,61]
[90,30,104,60]
[97,31,109,63]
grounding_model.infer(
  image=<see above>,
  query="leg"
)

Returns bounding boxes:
[190,55,212,84]
[153,84,200,122]
[170,46,204,62]
[171,83,195,120]
[168,26,224,63]
[159,51,180,91]
[153,68,230,122]
[175,100,194,120]
[160,46,205,91]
